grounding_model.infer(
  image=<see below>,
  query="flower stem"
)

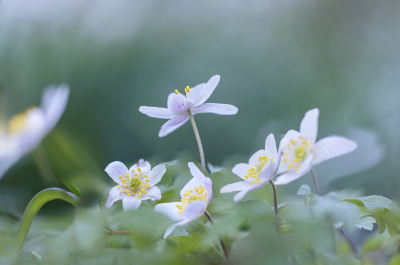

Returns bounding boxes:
[106,229,132,235]
[310,167,319,195]
[187,109,206,170]
[269,180,278,215]
[338,227,357,253]
[204,210,229,259]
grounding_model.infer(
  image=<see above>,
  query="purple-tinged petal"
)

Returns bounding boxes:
[297,155,313,175]
[264,134,277,159]
[232,163,253,180]
[105,161,128,184]
[182,200,206,220]
[274,171,303,185]
[284,129,301,139]
[141,186,162,201]
[220,181,251,193]
[164,219,191,239]
[147,163,166,186]
[180,178,201,198]
[191,103,238,115]
[167,93,193,115]
[198,75,220,105]
[233,182,267,202]
[139,106,174,119]
[312,136,357,165]
[249,150,267,166]
[185,83,206,106]
[258,161,275,182]
[300,108,319,140]
[188,162,207,184]
[158,112,190,137]
[122,196,142,211]
[105,186,125,208]
[274,137,288,174]
[155,202,184,222]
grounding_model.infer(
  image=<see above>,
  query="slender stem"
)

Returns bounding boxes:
[310,167,320,195]
[187,109,206,170]
[32,146,56,183]
[107,229,132,235]
[269,180,278,215]
[204,210,229,259]
[338,227,357,253]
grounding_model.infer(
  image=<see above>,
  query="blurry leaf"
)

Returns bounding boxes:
[297,185,312,196]
[389,253,400,265]
[158,161,176,186]
[371,208,400,235]
[63,181,81,196]
[354,216,375,231]
[99,197,107,210]
[184,220,208,235]
[343,196,391,210]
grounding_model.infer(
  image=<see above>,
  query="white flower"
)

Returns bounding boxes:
[105,159,166,211]
[0,85,70,178]
[220,134,287,201]
[274,108,357,185]
[155,162,212,238]
[139,75,238,137]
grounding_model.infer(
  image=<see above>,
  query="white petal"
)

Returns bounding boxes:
[258,161,275,182]
[220,181,251,193]
[204,177,213,206]
[284,129,301,139]
[129,159,151,175]
[297,155,313,175]
[158,112,190,137]
[105,161,127,184]
[180,178,201,198]
[233,182,267,202]
[274,171,303,185]
[155,202,184,221]
[264,134,277,159]
[141,186,162,201]
[185,83,207,106]
[40,84,70,135]
[188,162,206,184]
[274,137,289,174]
[138,159,151,169]
[249,150,267,166]
[312,136,357,165]
[164,219,190,239]
[167,93,193,115]
[105,186,125,208]
[122,196,142,211]
[300,108,319,140]
[182,200,206,220]
[232,163,252,180]
[191,103,238,115]
[139,106,174,119]
[147,163,166,186]
[198,75,220,105]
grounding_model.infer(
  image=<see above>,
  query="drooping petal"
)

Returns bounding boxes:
[297,155,313,175]
[232,163,253,180]
[220,181,251,193]
[167,93,193,115]
[122,196,142,211]
[155,202,184,221]
[105,186,125,208]
[40,84,70,135]
[188,162,206,184]
[274,171,303,185]
[182,200,207,220]
[147,163,166,186]
[258,160,275,182]
[249,150,268,166]
[105,161,128,184]
[191,103,238,115]
[198,75,220,105]
[300,108,319,140]
[312,136,357,165]
[264,134,277,159]
[139,106,175,119]
[233,182,267,202]
[141,186,162,201]
[164,219,191,239]
[158,112,190,137]
[185,83,206,106]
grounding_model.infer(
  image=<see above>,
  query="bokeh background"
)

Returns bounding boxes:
[0,0,399,261]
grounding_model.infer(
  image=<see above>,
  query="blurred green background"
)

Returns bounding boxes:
[0,0,399,258]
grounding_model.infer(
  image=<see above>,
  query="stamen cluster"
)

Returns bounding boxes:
[282,136,314,171]
[176,185,207,215]
[117,167,150,199]
[174,86,193,96]
[245,156,271,185]
[8,106,38,134]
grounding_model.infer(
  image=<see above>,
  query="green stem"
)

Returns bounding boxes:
[269,180,278,215]
[338,227,357,253]
[32,146,56,183]
[310,167,319,195]
[14,188,78,252]
[187,109,206,170]
[204,210,229,259]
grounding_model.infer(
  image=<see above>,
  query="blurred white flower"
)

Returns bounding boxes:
[274,108,357,185]
[155,162,212,238]
[139,75,238,137]
[105,159,166,211]
[0,85,69,179]
[220,134,287,201]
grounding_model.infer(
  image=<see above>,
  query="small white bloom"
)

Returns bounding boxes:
[105,159,166,211]
[155,162,212,238]
[274,108,357,185]
[0,85,69,178]
[139,75,238,137]
[220,134,287,201]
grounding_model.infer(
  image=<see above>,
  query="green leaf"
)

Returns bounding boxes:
[158,161,176,186]
[389,253,400,265]
[343,196,392,210]
[296,185,312,196]
[183,220,209,234]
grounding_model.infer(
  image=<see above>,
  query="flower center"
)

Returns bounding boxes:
[245,156,272,185]
[176,184,207,215]
[174,86,193,97]
[282,136,314,171]
[8,106,38,134]
[117,167,150,199]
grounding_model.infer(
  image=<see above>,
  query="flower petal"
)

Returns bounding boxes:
[147,163,166,186]
[249,149,267,166]
[167,93,193,115]
[141,186,162,201]
[185,83,206,106]
[274,137,288,174]
[232,163,253,180]
[139,106,175,119]
[191,103,238,115]
[285,129,301,139]
[164,219,191,239]
[105,161,128,184]
[233,182,267,202]
[182,200,206,220]
[105,186,125,208]
[297,154,313,175]
[158,112,190,137]
[264,134,277,160]
[40,84,70,135]
[188,162,206,184]
[312,136,357,165]
[274,171,303,185]
[300,108,319,140]
[155,202,184,221]
[258,161,275,182]
[122,196,142,211]
[220,181,251,193]
[180,178,201,198]
[199,75,220,105]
